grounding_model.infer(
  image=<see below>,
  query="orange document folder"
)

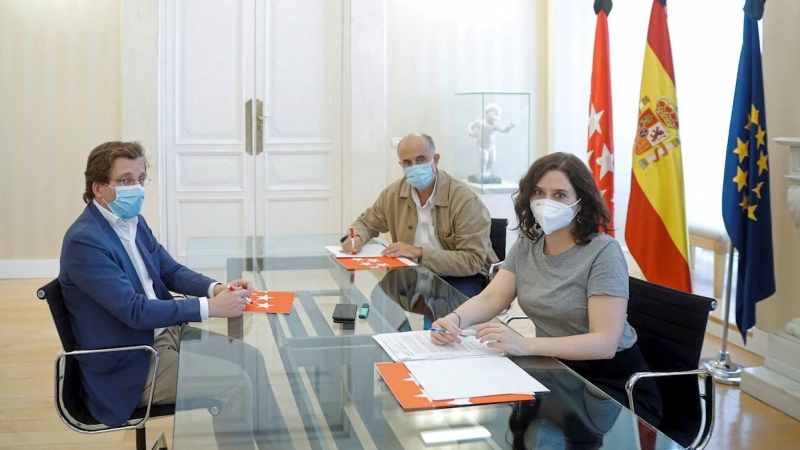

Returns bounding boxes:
[376,362,534,411]
[335,256,413,270]
[244,291,295,314]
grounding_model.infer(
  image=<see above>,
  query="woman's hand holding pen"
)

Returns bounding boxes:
[430,316,465,345]
[430,320,526,355]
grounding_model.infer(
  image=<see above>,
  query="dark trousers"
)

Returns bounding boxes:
[439,273,489,298]
[560,344,664,428]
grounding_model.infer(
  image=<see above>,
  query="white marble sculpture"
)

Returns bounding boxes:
[468,103,514,183]
[785,317,800,339]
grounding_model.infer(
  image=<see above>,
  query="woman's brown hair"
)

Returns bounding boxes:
[514,152,611,244]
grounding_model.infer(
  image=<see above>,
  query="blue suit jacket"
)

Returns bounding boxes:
[58,204,214,426]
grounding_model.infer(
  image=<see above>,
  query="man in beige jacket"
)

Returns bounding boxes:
[342,133,497,297]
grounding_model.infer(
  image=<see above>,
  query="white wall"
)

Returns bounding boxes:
[385,0,548,183]
[0,0,122,278]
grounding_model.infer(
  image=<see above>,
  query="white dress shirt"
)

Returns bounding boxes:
[410,180,444,252]
[93,200,211,337]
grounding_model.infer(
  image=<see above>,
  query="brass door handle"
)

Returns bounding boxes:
[245,99,253,155]
[256,100,264,155]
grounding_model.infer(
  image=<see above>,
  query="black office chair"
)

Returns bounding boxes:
[502,276,717,449]
[489,218,508,279]
[37,279,173,450]
[625,277,716,450]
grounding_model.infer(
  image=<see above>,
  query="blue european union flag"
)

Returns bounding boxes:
[721,0,775,343]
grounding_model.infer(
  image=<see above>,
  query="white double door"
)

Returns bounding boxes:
[164,0,343,258]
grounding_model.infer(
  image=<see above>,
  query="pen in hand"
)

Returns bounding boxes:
[228,284,251,304]
[349,226,356,255]
[429,327,477,337]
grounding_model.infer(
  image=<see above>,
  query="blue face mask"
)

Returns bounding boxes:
[403,161,435,190]
[105,185,145,220]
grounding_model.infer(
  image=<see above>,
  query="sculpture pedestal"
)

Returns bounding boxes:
[468,173,502,184]
[741,330,800,421]
[740,137,800,421]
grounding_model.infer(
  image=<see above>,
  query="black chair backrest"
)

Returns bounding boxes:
[38,279,76,352]
[37,279,100,425]
[627,277,716,447]
[490,218,508,261]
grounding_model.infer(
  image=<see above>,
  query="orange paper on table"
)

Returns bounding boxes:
[335,256,413,270]
[376,362,534,411]
[245,291,295,314]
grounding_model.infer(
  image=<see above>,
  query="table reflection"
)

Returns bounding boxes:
[370,267,470,332]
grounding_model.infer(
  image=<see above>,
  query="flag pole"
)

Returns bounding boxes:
[700,244,742,385]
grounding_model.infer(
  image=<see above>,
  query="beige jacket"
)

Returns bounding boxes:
[352,170,498,277]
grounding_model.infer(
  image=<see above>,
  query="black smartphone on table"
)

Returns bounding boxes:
[332,303,358,323]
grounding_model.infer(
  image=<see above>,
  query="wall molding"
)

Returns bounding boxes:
[0,260,59,280]
[705,318,769,358]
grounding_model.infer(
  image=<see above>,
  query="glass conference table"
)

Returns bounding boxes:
[176,235,682,449]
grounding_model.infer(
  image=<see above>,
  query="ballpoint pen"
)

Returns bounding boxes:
[429,327,477,337]
[349,226,356,255]
[228,284,251,304]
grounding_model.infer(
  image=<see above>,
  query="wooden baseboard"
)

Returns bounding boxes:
[706,316,768,357]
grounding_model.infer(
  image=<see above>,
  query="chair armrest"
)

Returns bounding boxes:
[501,314,528,325]
[489,261,504,280]
[625,367,715,450]
[56,345,162,428]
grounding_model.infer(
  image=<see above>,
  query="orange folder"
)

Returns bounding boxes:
[245,291,295,314]
[335,256,413,270]
[376,362,534,411]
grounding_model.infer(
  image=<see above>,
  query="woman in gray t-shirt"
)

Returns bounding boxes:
[431,152,662,426]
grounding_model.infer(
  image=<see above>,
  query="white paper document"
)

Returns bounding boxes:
[325,243,417,266]
[325,243,388,258]
[373,330,502,362]
[404,356,550,400]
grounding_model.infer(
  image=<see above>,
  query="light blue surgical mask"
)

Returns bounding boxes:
[104,185,145,220]
[403,161,435,190]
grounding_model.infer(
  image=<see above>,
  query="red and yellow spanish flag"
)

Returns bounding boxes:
[587,1,615,236]
[625,0,691,293]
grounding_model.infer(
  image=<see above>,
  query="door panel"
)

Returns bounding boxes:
[177,200,248,256]
[176,153,245,191]
[165,0,343,257]
[165,0,256,258]
[263,0,335,139]
[256,0,342,235]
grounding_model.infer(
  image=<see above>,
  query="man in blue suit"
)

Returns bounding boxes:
[59,141,269,448]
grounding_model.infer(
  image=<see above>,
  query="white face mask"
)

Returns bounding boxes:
[530,198,581,235]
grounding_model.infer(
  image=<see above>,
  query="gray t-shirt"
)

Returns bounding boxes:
[502,233,637,351]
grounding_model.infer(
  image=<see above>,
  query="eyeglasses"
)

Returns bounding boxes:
[107,176,152,187]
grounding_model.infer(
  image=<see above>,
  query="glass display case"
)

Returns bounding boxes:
[453,92,530,194]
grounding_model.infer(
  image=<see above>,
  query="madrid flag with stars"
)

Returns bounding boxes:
[245,291,295,314]
[587,1,615,235]
[625,0,692,293]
